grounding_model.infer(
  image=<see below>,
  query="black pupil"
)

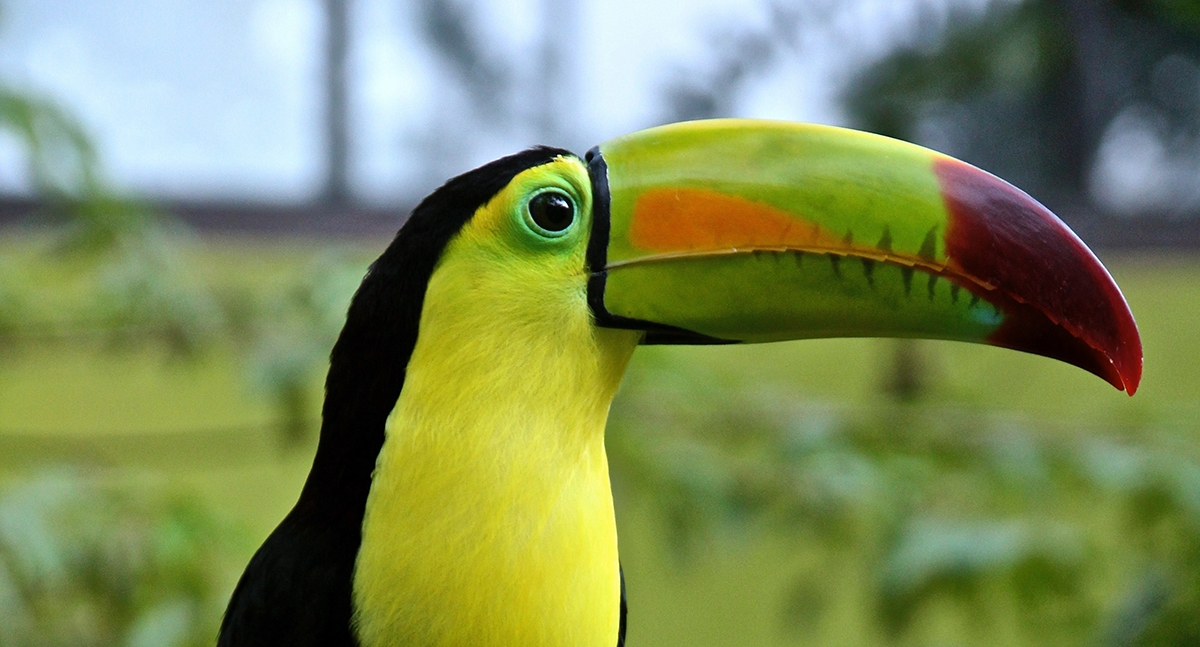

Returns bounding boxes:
[529,192,574,232]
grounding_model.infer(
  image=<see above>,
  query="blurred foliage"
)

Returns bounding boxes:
[0,85,222,354]
[607,360,1200,646]
[243,252,365,447]
[0,87,99,198]
[1117,0,1200,31]
[0,471,238,647]
[0,82,365,443]
[0,49,356,647]
[844,0,1200,216]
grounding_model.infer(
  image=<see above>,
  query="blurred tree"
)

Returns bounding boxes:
[322,0,351,206]
[659,2,813,123]
[405,0,585,186]
[843,0,1200,220]
[406,0,517,185]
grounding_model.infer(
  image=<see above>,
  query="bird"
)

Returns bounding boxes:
[217,119,1142,647]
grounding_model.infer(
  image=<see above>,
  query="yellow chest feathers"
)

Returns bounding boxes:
[350,176,640,647]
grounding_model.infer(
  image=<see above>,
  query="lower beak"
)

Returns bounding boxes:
[585,119,1142,394]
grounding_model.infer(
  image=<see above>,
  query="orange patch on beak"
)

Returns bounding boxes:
[628,187,838,253]
[621,186,961,283]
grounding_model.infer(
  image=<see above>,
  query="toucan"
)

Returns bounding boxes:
[217,119,1141,647]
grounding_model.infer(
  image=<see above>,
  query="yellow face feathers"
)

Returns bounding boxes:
[352,156,640,647]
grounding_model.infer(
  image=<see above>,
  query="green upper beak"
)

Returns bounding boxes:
[585,119,1142,395]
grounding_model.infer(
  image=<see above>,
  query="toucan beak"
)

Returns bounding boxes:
[585,119,1142,395]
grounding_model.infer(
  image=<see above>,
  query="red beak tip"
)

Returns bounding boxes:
[935,158,1143,398]
[1120,356,1143,396]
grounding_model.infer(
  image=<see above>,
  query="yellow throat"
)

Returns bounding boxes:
[351,159,640,647]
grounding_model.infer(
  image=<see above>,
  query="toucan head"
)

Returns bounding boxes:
[403,119,1140,397]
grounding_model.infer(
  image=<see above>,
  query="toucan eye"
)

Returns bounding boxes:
[527,191,575,234]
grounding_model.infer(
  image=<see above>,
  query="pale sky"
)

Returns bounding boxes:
[0,0,1001,203]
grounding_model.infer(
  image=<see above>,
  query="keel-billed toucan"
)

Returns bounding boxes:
[218,120,1141,647]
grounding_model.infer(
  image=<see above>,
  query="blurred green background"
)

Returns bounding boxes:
[1,1,1199,646]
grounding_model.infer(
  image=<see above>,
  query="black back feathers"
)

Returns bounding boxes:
[217,146,575,647]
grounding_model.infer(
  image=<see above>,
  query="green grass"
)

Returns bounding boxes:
[0,240,1198,646]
